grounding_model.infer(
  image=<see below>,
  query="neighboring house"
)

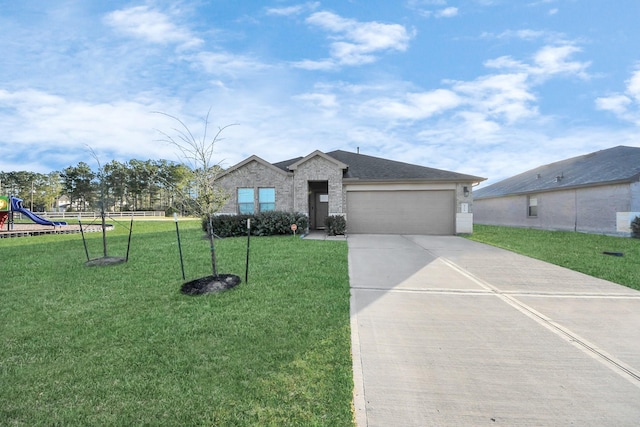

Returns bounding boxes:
[474,146,640,236]
[216,149,485,235]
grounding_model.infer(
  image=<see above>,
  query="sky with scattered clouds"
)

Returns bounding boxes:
[1,0,640,186]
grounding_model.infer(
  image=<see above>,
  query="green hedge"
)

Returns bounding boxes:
[325,215,347,236]
[632,216,640,238]
[203,211,309,237]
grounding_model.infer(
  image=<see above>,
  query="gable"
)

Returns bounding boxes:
[218,155,290,180]
[288,150,348,171]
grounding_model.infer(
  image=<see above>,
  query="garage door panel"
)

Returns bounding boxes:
[347,190,454,235]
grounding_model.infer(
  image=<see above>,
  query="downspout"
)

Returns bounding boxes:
[292,170,295,214]
[574,189,578,232]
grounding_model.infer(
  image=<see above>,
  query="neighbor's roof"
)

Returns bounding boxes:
[474,145,640,199]
[272,150,485,182]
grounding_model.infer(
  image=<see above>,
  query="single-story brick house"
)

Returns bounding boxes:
[473,145,640,236]
[216,149,486,235]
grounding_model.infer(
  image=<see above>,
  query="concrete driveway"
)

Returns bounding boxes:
[349,235,640,426]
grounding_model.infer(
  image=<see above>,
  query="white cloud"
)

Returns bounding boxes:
[482,29,552,41]
[104,6,202,50]
[451,73,538,123]
[294,92,338,109]
[293,93,339,118]
[406,0,447,6]
[595,95,631,115]
[361,89,461,120]
[406,0,458,18]
[436,7,459,18]
[265,2,320,16]
[484,55,529,71]
[291,58,337,71]
[596,68,640,124]
[194,51,272,77]
[351,42,584,136]
[627,69,640,100]
[531,44,590,78]
[0,88,183,170]
[304,11,414,67]
[485,43,591,80]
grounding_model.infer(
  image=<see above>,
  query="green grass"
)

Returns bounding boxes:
[467,225,640,290]
[0,221,354,426]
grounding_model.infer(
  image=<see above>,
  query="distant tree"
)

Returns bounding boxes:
[154,159,192,211]
[60,162,96,211]
[1,171,62,211]
[103,160,128,211]
[46,172,63,211]
[30,173,52,211]
[1,171,35,199]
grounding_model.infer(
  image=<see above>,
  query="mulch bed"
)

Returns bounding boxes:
[181,274,241,295]
[85,256,127,267]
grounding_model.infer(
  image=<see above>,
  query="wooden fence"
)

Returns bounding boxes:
[13,211,166,220]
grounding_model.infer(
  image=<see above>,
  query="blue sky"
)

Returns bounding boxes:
[1,0,640,186]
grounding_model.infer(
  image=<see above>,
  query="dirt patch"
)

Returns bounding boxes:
[181,274,241,295]
[85,256,127,267]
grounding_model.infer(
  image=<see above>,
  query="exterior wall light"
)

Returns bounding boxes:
[463,186,470,197]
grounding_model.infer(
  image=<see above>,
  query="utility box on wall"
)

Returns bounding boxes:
[617,212,640,235]
[456,213,473,234]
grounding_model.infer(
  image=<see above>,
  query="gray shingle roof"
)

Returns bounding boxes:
[271,150,484,182]
[474,145,640,199]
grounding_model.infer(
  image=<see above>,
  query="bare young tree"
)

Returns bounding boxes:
[154,110,238,278]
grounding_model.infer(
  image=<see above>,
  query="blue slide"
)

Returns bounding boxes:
[10,196,67,226]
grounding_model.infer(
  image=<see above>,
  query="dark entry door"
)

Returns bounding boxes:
[315,193,329,229]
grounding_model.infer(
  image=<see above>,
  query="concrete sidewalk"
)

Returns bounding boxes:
[349,235,640,426]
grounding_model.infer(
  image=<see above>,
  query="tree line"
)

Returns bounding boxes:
[0,159,195,213]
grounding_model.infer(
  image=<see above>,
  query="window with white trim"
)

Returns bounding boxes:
[528,195,538,217]
[258,188,275,212]
[238,188,254,214]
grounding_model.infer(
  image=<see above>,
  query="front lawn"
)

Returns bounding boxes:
[467,225,640,290]
[0,220,354,426]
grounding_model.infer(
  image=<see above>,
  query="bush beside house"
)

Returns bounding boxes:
[325,215,347,236]
[205,211,309,237]
[632,216,640,238]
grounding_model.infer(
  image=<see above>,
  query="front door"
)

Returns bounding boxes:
[314,193,329,229]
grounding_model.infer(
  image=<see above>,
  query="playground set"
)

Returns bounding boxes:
[1,194,132,266]
[0,195,67,231]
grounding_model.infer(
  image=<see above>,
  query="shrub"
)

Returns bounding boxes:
[631,216,640,238]
[205,214,252,237]
[203,212,308,237]
[253,211,309,236]
[164,206,178,217]
[325,215,347,236]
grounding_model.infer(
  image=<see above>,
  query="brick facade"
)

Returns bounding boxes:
[292,156,344,215]
[216,151,481,234]
[216,159,293,214]
[217,154,347,220]
[474,182,640,236]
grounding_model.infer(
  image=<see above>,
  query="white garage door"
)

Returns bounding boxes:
[347,190,455,235]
